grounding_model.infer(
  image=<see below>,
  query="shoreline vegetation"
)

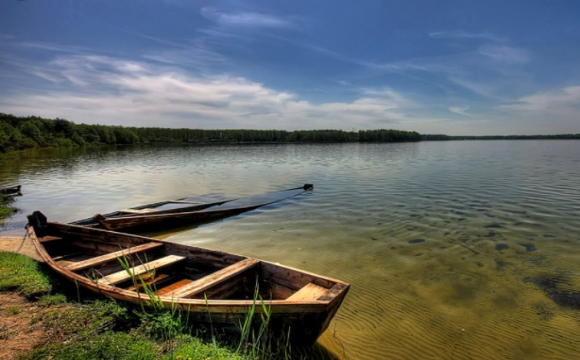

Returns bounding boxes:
[0,249,312,359]
[3,113,578,154]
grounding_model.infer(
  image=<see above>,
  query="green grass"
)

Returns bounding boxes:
[0,251,295,360]
[0,252,53,298]
[25,332,160,360]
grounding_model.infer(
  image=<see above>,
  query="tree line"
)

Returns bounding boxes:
[420,134,580,140]
[0,113,422,153]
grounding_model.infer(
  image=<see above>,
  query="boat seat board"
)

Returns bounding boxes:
[65,242,164,272]
[166,258,259,298]
[155,279,193,296]
[126,273,172,292]
[286,283,330,301]
[99,255,186,286]
[39,236,63,243]
[120,208,155,214]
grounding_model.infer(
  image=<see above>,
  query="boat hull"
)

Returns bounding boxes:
[27,213,348,344]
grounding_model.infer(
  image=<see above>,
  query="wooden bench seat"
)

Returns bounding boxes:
[286,283,330,301]
[66,242,163,272]
[164,258,259,298]
[39,236,63,243]
[126,273,172,292]
[119,208,155,214]
[99,255,186,286]
[155,279,193,296]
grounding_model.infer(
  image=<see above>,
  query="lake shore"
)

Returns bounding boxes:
[0,236,41,261]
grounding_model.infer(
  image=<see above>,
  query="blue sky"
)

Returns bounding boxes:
[1,0,579,135]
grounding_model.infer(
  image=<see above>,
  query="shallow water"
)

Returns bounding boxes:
[1,141,580,359]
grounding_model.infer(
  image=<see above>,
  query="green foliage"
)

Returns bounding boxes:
[0,112,423,153]
[38,293,68,306]
[24,332,160,360]
[421,133,580,140]
[0,252,53,298]
[37,300,129,340]
[165,335,243,360]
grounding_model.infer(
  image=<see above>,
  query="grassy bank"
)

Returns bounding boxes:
[0,251,294,359]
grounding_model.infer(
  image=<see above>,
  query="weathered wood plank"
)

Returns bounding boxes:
[286,283,330,301]
[39,236,63,243]
[126,273,172,292]
[66,242,163,272]
[167,258,259,298]
[155,279,193,296]
[119,208,155,214]
[100,255,185,286]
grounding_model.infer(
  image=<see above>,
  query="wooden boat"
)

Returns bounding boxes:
[27,211,349,344]
[0,184,22,196]
[77,184,313,232]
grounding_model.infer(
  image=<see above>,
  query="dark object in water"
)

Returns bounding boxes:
[485,231,497,238]
[495,243,509,251]
[543,234,556,238]
[519,243,537,252]
[525,274,580,310]
[408,238,425,244]
[0,184,22,196]
[484,222,503,228]
[26,211,349,345]
[72,184,313,232]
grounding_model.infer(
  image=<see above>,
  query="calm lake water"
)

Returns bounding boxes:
[1,141,580,359]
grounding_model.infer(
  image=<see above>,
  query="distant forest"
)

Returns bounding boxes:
[1,113,578,154]
[421,134,580,140]
[0,113,421,153]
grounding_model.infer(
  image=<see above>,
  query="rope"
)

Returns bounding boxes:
[15,228,29,254]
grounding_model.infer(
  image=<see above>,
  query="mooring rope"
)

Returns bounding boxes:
[15,228,29,254]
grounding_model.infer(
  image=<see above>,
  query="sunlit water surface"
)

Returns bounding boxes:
[1,141,580,359]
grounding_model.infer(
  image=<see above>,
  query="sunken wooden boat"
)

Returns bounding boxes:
[75,184,313,232]
[0,184,22,196]
[27,211,349,344]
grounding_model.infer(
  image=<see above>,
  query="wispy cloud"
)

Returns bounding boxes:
[201,8,296,29]
[0,54,416,130]
[448,106,472,116]
[477,44,530,64]
[429,30,506,42]
[499,86,580,111]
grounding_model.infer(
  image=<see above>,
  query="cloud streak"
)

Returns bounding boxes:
[499,86,580,111]
[0,54,416,130]
[201,8,296,29]
[429,30,506,42]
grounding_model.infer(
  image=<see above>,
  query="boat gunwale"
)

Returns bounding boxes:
[27,221,349,311]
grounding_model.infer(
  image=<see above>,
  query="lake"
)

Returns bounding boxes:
[1,140,580,359]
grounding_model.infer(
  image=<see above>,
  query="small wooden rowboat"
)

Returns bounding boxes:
[0,184,22,196]
[27,211,349,344]
[76,184,313,232]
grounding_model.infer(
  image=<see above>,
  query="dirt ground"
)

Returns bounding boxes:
[0,237,45,359]
[0,293,48,359]
[0,236,42,262]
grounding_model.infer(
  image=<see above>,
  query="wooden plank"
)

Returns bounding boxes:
[286,283,330,301]
[66,242,163,272]
[166,258,259,298]
[39,236,63,243]
[126,273,171,292]
[155,279,193,296]
[99,255,186,286]
[120,208,155,214]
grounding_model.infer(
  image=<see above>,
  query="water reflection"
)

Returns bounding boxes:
[1,141,580,359]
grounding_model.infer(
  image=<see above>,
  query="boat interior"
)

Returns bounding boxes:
[37,228,337,303]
